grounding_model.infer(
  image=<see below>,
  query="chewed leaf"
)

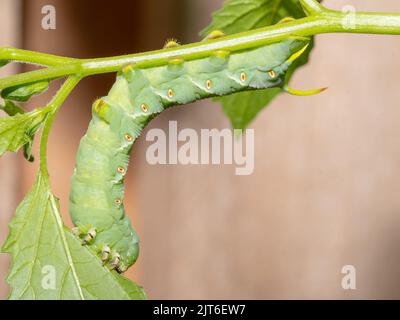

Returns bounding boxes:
[2,174,146,300]
[0,107,49,157]
[1,80,49,102]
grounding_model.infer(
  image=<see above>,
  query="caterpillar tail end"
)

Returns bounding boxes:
[287,43,310,63]
[283,85,328,96]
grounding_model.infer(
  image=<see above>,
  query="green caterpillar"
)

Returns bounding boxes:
[69,35,313,273]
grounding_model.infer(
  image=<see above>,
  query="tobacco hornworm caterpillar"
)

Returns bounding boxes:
[69,35,312,273]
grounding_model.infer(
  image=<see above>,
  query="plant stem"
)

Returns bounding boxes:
[0,47,77,66]
[300,0,325,15]
[1,1,400,89]
[39,76,81,178]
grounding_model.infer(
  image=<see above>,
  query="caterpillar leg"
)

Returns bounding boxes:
[109,252,121,270]
[116,263,128,274]
[72,227,81,237]
[72,226,96,244]
[108,252,128,273]
[101,245,111,265]
[82,228,97,245]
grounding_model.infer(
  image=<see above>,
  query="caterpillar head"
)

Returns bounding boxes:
[92,98,111,122]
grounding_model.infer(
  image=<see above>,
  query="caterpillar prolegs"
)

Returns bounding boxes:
[69,36,312,273]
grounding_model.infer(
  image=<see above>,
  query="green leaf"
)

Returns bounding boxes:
[0,100,24,116]
[0,107,49,157]
[201,0,306,36]
[221,88,281,129]
[2,174,146,300]
[0,60,9,68]
[1,80,49,102]
[200,0,316,129]
[23,138,35,162]
[0,101,40,161]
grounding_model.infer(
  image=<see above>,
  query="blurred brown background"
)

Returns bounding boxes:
[1,0,400,299]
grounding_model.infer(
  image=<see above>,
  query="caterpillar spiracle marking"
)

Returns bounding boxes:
[69,37,310,273]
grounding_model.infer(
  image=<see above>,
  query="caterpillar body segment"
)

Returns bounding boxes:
[69,37,311,273]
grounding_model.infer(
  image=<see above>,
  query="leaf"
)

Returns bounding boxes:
[221,88,281,129]
[1,80,49,102]
[23,138,35,162]
[0,60,9,68]
[200,0,306,36]
[0,100,24,116]
[0,101,40,161]
[2,174,146,300]
[200,0,317,129]
[0,107,49,157]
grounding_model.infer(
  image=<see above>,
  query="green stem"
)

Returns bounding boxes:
[1,1,400,89]
[0,47,77,67]
[300,0,324,15]
[39,76,81,178]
